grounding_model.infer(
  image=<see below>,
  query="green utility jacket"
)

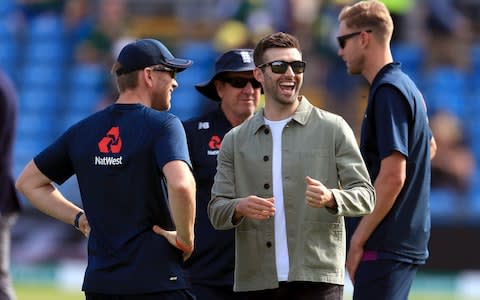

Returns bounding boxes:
[209,96,375,292]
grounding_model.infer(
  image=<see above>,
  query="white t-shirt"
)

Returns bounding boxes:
[264,117,292,281]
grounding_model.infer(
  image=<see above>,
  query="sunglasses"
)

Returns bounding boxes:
[337,30,372,49]
[222,77,262,89]
[151,66,176,79]
[258,60,306,74]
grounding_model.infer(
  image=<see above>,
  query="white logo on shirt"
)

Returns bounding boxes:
[94,156,123,165]
[198,122,210,130]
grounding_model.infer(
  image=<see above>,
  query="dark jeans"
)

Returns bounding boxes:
[354,260,418,300]
[239,281,343,300]
[85,289,196,300]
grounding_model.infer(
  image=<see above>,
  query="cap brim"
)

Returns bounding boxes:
[195,78,220,101]
[163,58,193,72]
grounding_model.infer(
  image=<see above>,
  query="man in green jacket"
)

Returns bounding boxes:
[208,32,375,300]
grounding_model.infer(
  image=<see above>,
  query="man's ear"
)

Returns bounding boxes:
[360,31,371,49]
[214,79,224,99]
[253,67,263,84]
[143,68,154,88]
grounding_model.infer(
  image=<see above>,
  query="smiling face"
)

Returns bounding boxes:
[255,47,303,108]
[149,66,178,111]
[215,71,261,126]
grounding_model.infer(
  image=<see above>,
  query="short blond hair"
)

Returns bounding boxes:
[338,0,393,44]
[111,61,140,93]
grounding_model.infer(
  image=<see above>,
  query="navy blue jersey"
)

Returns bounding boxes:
[183,107,236,287]
[34,103,192,294]
[348,63,432,263]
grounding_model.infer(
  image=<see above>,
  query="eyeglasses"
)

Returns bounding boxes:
[151,66,176,79]
[258,60,306,74]
[222,77,262,89]
[337,30,372,49]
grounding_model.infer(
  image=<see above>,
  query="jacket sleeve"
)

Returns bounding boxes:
[208,130,242,230]
[330,117,376,217]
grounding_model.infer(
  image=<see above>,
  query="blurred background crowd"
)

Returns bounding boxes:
[1,0,480,291]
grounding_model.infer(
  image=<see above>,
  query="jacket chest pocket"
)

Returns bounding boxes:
[285,148,330,182]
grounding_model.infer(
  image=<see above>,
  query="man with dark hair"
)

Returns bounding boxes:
[16,38,196,300]
[183,49,260,300]
[208,32,375,300]
[337,1,437,299]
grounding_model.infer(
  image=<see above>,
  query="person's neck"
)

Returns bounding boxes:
[116,89,151,107]
[363,47,394,84]
[263,96,299,121]
[222,106,251,127]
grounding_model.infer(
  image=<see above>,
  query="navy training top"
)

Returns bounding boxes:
[34,103,192,294]
[183,107,237,287]
[347,63,432,264]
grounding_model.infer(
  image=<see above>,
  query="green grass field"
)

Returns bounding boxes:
[15,284,83,300]
[14,284,457,300]
[12,269,467,300]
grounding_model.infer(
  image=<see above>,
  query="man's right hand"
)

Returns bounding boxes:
[152,225,193,261]
[234,195,275,221]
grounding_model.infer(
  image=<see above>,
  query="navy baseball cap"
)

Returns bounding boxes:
[116,38,193,75]
[196,48,256,101]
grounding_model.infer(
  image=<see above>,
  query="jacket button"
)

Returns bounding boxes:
[266,241,272,248]
[264,183,270,189]
[264,128,270,134]
[263,155,269,161]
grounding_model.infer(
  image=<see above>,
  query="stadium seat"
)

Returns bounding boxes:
[26,14,65,42]
[0,0,14,17]
[429,188,457,224]
[16,110,56,138]
[391,42,424,82]
[169,88,206,121]
[24,39,68,64]
[59,110,92,132]
[69,63,107,91]
[18,88,59,114]
[0,20,18,77]
[20,63,65,90]
[179,41,217,67]
[465,172,480,223]
[66,89,102,112]
[422,66,467,118]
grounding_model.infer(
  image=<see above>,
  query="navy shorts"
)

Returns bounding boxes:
[353,260,418,300]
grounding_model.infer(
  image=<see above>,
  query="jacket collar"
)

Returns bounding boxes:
[250,96,313,134]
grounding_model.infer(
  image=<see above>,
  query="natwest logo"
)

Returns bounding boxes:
[207,135,222,156]
[208,135,221,150]
[98,127,122,153]
[95,156,123,165]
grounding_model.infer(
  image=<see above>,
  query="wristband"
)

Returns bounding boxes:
[175,237,193,253]
[73,211,84,230]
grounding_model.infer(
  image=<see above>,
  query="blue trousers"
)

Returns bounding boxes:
[353,260,418,300]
